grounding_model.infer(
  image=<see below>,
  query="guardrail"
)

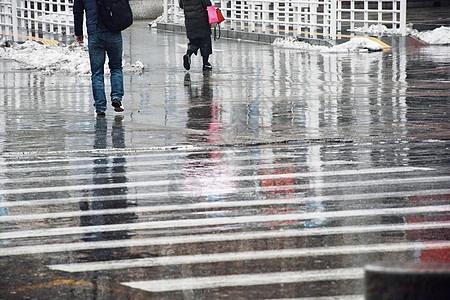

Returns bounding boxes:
[1,0,407,43]
[163,0,407,41]
[0,0,73,43]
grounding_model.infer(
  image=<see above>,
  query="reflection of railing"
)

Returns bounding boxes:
[163,0,407,41]
[0,0,74,42]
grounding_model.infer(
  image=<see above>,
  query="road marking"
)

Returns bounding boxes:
[367,36,391,49]
[0,159,358,184]
[2,188,448,209]
[121,268,365,292]
[0,152,300,174]
[2,179,449,222]
[1,217,449,257]
[0,167,433,195]
[3,219,449,244]
[49,241,450,272]
[12,279,93,293]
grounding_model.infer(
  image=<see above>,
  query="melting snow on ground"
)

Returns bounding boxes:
[272,36,384,53]
[273,26,450,51]
[411,26,450,45]
[0,39,145,75]
[349,25,450,45]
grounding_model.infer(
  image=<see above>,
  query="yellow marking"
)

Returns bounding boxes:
[366,36,391,49]
[13,279,93,292]
[1,30,59,45]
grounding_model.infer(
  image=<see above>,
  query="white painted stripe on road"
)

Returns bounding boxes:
[1,148,354,167]
[1,145,202,159]
[121,268,364,292]
[1,218,449,257]
[2,179,449,222]
[0,160,359,185]
[2,188,448,209]
[2,216,448,242]
[0,167,433,195]
[0,152,298,175]
[49,241,450,272]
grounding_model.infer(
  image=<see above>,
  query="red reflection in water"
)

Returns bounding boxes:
[407,194,450,263]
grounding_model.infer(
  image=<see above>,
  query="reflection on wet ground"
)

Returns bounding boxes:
[0,21,449,299]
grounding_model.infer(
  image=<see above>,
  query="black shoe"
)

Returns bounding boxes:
[112,98,124,112]
[203,62,212,71]
[183,54,191,70]
[96,110,106,117]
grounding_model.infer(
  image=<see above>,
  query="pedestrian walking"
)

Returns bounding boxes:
[73,0,126,116]
[179,0,213,71]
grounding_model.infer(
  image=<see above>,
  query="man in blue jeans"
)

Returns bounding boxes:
[73,0,124,116]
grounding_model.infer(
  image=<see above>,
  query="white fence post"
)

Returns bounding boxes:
[399,0,407,35]
[11,0,18,41]
[330,0,336,40]
[163,0,168,23]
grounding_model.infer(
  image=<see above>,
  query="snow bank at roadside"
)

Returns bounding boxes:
[272,36,384,53]
[411,26,450,45]
[0,39,145,75]
[349,24,450,45]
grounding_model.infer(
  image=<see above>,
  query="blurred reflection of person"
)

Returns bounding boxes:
[80,116,135,254]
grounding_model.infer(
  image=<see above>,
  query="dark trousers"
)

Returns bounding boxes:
[187,36,212,62]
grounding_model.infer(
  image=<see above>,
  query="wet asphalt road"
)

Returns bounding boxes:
[0,21,449,299]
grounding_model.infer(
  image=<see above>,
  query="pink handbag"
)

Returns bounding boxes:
[207,5,219,25]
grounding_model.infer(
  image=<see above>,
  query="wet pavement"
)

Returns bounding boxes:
[1,20,450,299]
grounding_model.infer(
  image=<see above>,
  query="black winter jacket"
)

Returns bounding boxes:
[179,0,212,40]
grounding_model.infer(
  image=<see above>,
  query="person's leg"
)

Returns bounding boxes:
[105,32,124,111]
[88,34,107,112]
[200,36,213,70]
[184,39,200,70]
[187,39,200,56]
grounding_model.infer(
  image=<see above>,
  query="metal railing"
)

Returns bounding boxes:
[1,0,74,42]
[163,0,407,40]
[1,0,407,43]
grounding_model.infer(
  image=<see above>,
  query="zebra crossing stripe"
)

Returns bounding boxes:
[48,241,450,273]
[0,152,300,175]
[2,205,449,239]
[0,159,359,185]
[2,188,448,209]
[1,220,449,256]
[3,183,449,222]
[0,166,434,195]
[121,268,365,292]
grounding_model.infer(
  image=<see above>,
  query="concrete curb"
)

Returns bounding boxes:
[156,22,334,47]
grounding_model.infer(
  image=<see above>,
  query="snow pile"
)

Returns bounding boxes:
[322,37,384,52]
[411,26,450,45]
[273,36,384,53]
[349,24,450,45]
[0,40,145,75]
[272,37,326,51]
[349,24,414,36]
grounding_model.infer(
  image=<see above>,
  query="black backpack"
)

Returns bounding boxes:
[96,0,133,32]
